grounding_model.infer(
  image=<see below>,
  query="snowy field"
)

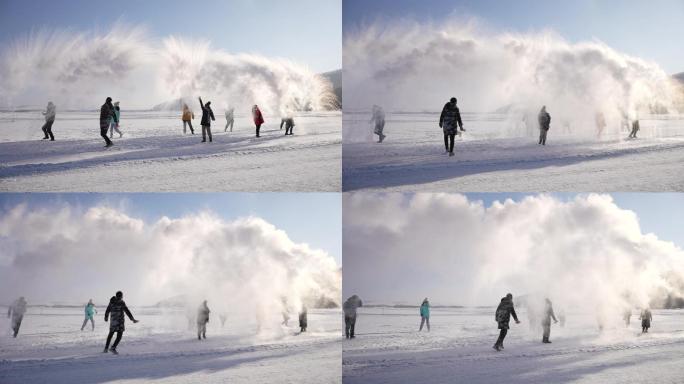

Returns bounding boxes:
[342,112,684,192]
[342,306,684,384]
[0,306,341,384]
[0,110,341,192]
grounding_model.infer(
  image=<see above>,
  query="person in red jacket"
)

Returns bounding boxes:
[252,105,265,138]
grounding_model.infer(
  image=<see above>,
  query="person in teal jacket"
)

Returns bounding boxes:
[419,298,430,331]
[109,101,123,138]
[81,299,97,331]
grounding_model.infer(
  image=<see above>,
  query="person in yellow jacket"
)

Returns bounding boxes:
[182,103,195,134]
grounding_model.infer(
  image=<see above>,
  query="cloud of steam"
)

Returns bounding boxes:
[0,24,151,108]
[160,37,336,115]
[343,193,684,325]
[0,204,341,321]
[0,25,335,113]
[344,19,681,135]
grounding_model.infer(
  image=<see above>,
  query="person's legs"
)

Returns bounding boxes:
[542,130,547,145]
[188,121,194,134]
[426,317,430,331]
[197,323,202,340]
[101,125,113,146]
[183,121,187,134]
[542,323,550,342]
[256,124,261,137]
[202,125,207,142]
[419,316,425,331]
[202,322,207,339]
[350,315,356,338]
[539,130,543,144]
[207,126,212,142]
[42,122,49,139]
[444,132,449,152]
[345,315,351,338]
[495,328,508,347]
[46,121,55,140]
[230,120,234,132]
[111,331,123,349]
[81,316,89,331]
[90,317,95,331]
[105,330,115,350]
[449,134,455,155]
[109,122,116,138]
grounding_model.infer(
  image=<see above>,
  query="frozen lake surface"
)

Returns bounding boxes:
[0,110,341,192]
[343,112,684,192]
[0,306,341,384]
[342,306,684,383]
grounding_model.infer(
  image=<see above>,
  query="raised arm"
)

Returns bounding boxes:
[198,97,204,109]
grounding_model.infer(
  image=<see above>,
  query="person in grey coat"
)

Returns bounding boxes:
[103,291,138,354]
[541,298,558,343]
[299,305,308,332]
[628,119,640,139]
[369,105,386,143]
[439,97,465,156]
[343,295,363,339]
[493,293,520,351]
[41,102,56,141]
[197,300,210,340]
[640,308,653,333]
[538,106,551,145]
[7,296,27,338]
[225,107,235,132]
[199,97,215,143]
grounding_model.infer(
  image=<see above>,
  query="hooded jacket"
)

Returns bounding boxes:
[343,295,363,317]
[495,296,518,329]
[253,107,264,125]
[100,101,118,125]
[420,300,430,318]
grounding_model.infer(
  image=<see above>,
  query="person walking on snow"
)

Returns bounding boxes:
[197,300,210,340]
[99,97,118,147]
[281,116,295,136]
[439,97,465,156]
[41,101,56,141]
[225,107,235,132]
[369,105,386,143]
[253,105,265,137]
[541,298,558,343]
[109,101,123,138]
[419,298,430,332]
[103,291,138,354]
[493,293,520,351]
[182,104,195,134]
[199,97,215,143]
[629,119,640,139]
[538,106,551,145]
[7,296,27,338]
[299,305,308,333]
[81,299,97,331]
[640,308,652,333]
[343,295,363,339]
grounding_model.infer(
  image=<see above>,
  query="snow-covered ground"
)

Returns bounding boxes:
[343,112,684,191]
[342,306,684,383]
[0,110,340,192]
[0,306,341,384]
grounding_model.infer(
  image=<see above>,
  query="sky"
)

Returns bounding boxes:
[343,192,684,306]
[343,0,684,74]
[0,0,342,73]
[0,192,341,265]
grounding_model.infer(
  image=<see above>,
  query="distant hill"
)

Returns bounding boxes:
[321,69,342,109]
[674,72,684,84]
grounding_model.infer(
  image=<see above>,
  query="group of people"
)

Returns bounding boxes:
[341,292,658,352]
[369,99,645,153]
[36,97,297,147]
[180,100,293,141]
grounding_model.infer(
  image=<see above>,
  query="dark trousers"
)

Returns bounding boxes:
[285,122,294,135]
[105,330,123,349]
[345,315,356,338]
[12,315,23,337]
[183,120,194,134]
[444,133,455,153]
[202,125,212,142]
[495,328,508,347]
[542,322,551,341]
[225,119,234,132]
[42,120,55,140]
[100,124,112,145]
[256,123,262,137]
[539,129,548,145]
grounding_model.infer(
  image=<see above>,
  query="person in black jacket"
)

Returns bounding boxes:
[493,293,520,351]
[538,106,551,145]
[439,97,465,157]
[299,305,308,332]
[198,97,215,143]
[100,97,118,147]
[103,291,138,354]
[343,295,363,339]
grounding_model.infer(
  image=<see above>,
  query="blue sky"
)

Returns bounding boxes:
[0,193,341,265]
[465,192,684,249]
[343,0,684,74]
[0,0,341,73]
